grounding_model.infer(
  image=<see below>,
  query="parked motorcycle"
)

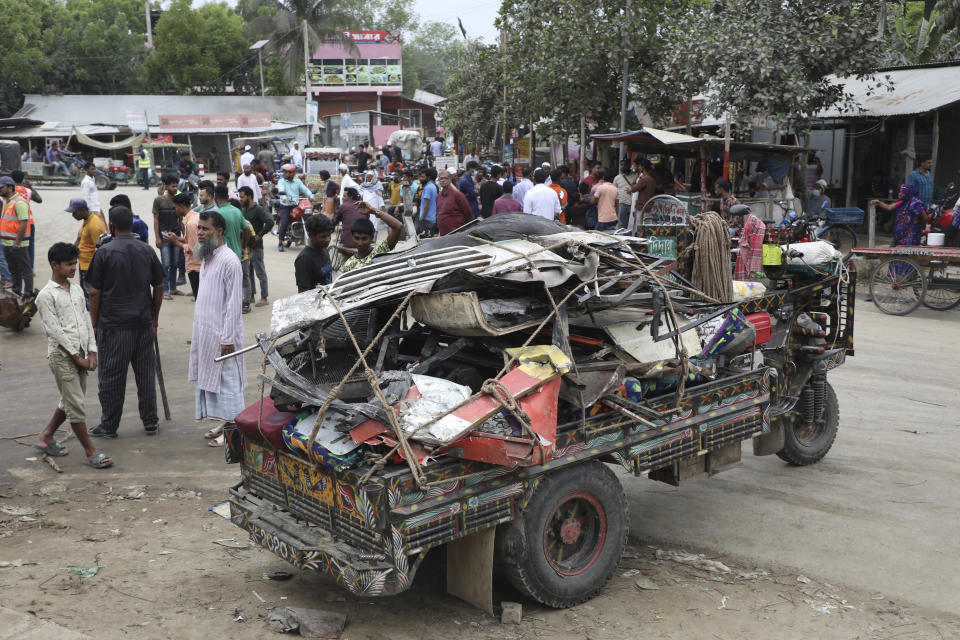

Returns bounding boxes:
[774,202,860,259]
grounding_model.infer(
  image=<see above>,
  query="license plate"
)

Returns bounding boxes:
[945,266,960,277]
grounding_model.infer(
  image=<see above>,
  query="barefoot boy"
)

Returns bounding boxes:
[34,242,112,468]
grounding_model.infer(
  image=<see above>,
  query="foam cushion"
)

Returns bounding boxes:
[235,397,298,451]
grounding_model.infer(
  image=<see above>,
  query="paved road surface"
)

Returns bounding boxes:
[1,183,956,617]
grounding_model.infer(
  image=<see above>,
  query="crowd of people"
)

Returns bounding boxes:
[11,135,955,471]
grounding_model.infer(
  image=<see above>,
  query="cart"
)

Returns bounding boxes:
[853,246,960,315]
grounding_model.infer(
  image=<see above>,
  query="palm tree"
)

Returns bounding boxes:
[245,0,358,92]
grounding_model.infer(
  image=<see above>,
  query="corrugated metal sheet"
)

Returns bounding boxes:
[13,94,311,127]
[819,65,960,117]
[0,124,123,139]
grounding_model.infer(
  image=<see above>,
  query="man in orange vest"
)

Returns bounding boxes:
[10,170,41,269]
[0,176,34,297]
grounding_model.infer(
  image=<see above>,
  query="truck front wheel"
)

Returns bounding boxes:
[777,380,839,466]
[495,462,628,608]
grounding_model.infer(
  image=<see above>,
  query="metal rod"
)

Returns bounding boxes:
[214,341,263,362]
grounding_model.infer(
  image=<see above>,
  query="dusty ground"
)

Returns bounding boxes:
[0,184,958,639]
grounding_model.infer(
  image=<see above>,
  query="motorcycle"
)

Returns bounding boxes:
[772,200,858,259]
[283,199,313,247]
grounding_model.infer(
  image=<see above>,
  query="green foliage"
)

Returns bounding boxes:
[887,0,960,63]
[440,42,503,148]
[0,0,46,116]
[402,22,461,96]
[142,0,248,94]
[661,0,890,134]
[246,0,358,89]
[43,0,148,95]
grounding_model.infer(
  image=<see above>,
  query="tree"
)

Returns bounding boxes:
[886,0,960,64]
[662,0,891,135]
[0,0,47,116]
[440,42,502,149]
[402,22,461,96]
[246,0,358,89]
[142,0,248,93]
[42,0,148,95]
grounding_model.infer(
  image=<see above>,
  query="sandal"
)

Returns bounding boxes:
[208,434,225,447]
[84,453,113,469]
[204,424,224,439]
[255,299,269,307]
[171,290,185,296]
[34,441,68,457]
[163,293,174,300]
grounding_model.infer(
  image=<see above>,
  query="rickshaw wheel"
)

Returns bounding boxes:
[922,264,960,310]
[869,257,925,316]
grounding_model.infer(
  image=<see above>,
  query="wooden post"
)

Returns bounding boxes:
[931,110,940,183]
[529,122,535,166]
[579,117,585,179]
[700,142,707,213]
[868,202,876,248]
[904,116,916,183]
[722,117,731,180]
[844,123,856,207]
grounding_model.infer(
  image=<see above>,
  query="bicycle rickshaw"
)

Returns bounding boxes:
[853,245,960,315]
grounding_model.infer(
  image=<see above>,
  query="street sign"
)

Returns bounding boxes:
[126,113,148,133]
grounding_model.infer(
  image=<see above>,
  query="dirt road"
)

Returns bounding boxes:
[0,184,957,638]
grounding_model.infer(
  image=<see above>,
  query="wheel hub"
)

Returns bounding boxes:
[559,517,581,544]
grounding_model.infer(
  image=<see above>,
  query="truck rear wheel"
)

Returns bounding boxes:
[777,380,839,466]
[495,462,628,608]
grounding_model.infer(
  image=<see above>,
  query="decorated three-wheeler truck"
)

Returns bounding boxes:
[216,214,854,611]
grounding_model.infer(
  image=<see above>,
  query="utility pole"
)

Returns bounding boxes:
[619,0,630,160]
[303,20,311,106]
[502,30,508,155]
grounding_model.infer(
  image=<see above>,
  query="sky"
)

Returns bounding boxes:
[412,0,501,43]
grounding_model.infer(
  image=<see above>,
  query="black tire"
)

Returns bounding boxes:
[495,462,628,608]
[921,265,960,310]
[821,226,855,260]
[869,257,925,316]
[94,174,110,190]
[777,381,839,466]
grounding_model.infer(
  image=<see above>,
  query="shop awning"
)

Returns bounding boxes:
[73,127,144,150]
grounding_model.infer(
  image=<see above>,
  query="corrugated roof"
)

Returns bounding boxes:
[13,94,311,127]
[819,64,960,117]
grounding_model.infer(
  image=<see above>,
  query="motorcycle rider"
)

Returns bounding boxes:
[274,163,313,253]
[805,179,832,216]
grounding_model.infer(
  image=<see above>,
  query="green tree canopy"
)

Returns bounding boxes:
[0,0,47,116]
[42,0,148,95]
[142,0,248,94]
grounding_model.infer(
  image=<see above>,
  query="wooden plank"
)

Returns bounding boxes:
[446,528,496,615]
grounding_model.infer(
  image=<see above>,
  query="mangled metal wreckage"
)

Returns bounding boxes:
[220,213,855,609]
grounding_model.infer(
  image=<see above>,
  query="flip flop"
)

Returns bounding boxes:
[84,453,113,469]
[171,290,186,296]
[163,293,174,300]
[255,299,269,307]
[208,434,225,447]
[34,441,68,457]
[204,424,224,439]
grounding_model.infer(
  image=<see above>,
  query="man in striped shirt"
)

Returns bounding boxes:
[189,210,245,446]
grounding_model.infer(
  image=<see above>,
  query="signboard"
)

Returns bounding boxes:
[638,195,688,227]
[503,144,514,165]
[645,235,678,259]
[126,113,148,133]
[669,99,706,129]
[434,156,458,173]
[347,122,370,137]
[309,29,402,90]
[306,101,319,124]
[157,113,271,129]
[339,30,401,43]
[515,139,530,161]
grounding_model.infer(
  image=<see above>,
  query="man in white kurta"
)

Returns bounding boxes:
[189,211,245,441]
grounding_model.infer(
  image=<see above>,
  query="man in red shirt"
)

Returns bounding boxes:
[436,170,473,235]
